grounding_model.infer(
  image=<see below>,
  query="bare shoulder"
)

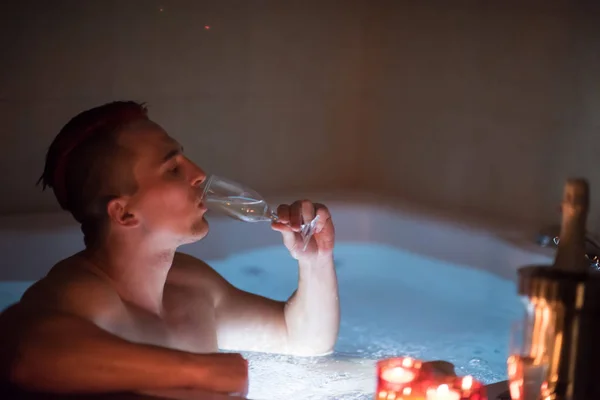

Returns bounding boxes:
[18,254,125,326]
[170,252,228,284]
[169,252,234,303]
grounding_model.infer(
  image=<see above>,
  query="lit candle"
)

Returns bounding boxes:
[426,384,460,400]
[376,357,489,400]
[379,387,426,400]
[461,375,473,391]
[381,366,416,384]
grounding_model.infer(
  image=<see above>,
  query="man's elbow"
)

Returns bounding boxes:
[284,327,339,357]
[0,320,28,388]
[2,326,45,390]
[298,348,335,358]
[0,306,64,391]
[288,340,336,358]
[6,354,30,389]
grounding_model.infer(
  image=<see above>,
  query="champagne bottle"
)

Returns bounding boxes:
[553,178,589,273]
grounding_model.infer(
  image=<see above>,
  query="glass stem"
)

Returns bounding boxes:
[268,208,319,251]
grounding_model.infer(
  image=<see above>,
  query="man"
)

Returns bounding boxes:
[0,102,340,398]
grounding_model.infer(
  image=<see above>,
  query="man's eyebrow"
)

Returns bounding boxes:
[162,146,184,163]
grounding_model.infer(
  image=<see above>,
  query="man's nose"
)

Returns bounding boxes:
[190,164,206,187]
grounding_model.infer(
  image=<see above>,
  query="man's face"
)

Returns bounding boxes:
[117,120,209,245]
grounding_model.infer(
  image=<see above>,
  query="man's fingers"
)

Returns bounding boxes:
[314,203,331,233]
[273,200,334,257]
[289,201,304,232]
[271,222,297,248]
[271,222,292,232]
[276,204,291,224]
[301,200,316,225]
[290,199,317,231]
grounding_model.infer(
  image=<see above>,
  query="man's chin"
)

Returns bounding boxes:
[177,228,208,247]
[189,218,209,240]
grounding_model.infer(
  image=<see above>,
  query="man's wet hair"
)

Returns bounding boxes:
[38,101,149,247]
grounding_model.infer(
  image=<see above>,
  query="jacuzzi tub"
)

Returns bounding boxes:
[0,195,554,399]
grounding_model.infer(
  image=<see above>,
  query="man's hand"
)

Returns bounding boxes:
[195,353,249,397]
[271,200,335,261]
[211,200,339,356]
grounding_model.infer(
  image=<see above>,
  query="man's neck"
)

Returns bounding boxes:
[83,234,177,316]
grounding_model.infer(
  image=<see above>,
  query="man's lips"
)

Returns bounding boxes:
[198,201,208,211]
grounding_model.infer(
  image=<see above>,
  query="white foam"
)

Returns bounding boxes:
[242,352,375,400]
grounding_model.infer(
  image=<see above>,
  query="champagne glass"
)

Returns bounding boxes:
[506,319,550,400]
[200,174,319,250]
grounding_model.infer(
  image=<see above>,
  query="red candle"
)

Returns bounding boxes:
[375,357,488,400]
[377,357,423,399]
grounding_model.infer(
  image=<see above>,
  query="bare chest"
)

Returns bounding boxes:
[116,285,218,353]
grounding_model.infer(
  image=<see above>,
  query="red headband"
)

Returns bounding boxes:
[52,108,148,210]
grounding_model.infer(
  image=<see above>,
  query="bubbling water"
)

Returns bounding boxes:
[244,352,376,399]
[205,243,522,399]
[242,335,506,399]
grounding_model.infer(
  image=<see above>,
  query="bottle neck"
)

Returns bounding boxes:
[554,213,587,273]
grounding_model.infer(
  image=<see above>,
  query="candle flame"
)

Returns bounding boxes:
[461,375,473,390]
[381,366,415,384]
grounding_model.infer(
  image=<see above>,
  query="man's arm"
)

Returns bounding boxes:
[185,255,339,357]
[0,273,248,396]
[188,201,340,357]
[277,202,340,355]
[282,253,340,356]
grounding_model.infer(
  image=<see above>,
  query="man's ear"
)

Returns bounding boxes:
[107,197,139,227]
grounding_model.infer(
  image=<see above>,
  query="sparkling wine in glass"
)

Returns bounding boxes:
[200,174,319,250]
